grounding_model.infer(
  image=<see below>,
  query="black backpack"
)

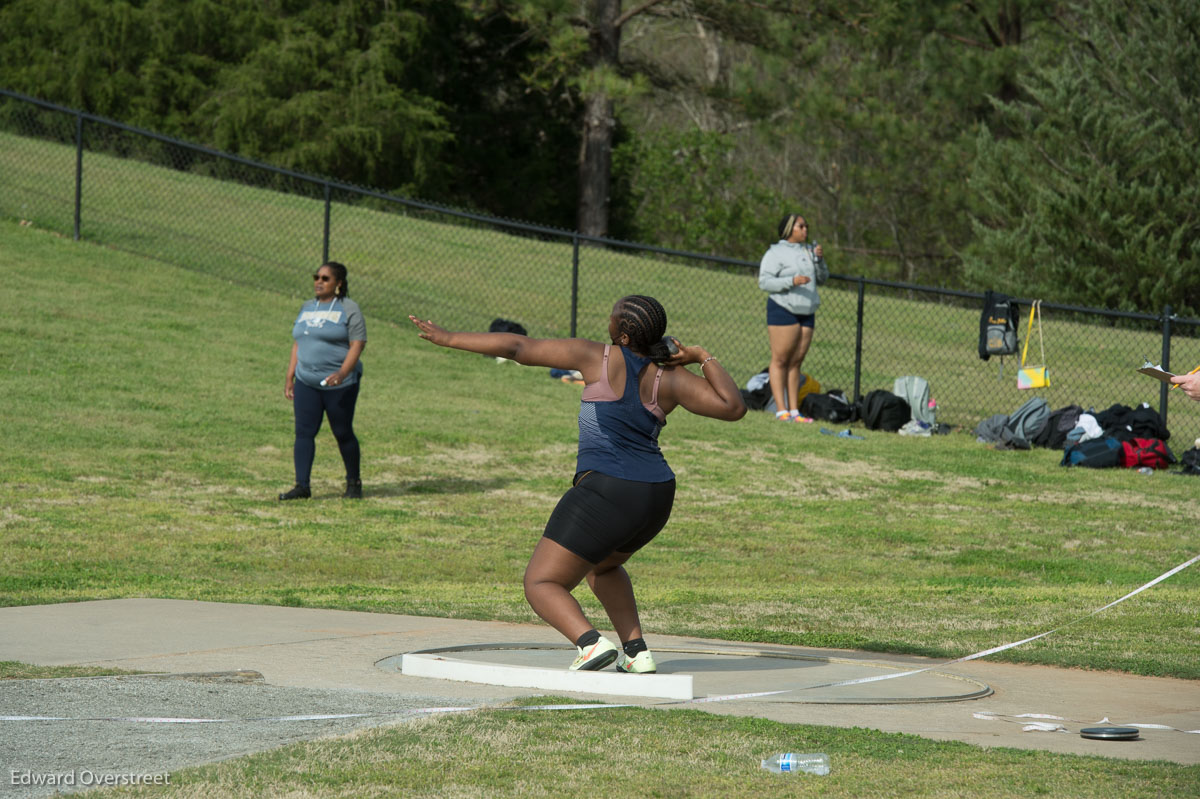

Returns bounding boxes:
[741,386,772,411]
[801,390,855,422]
[741,367,772,411]
[1032,404,1084,450]
[979,290,1019,361]
[1178,448,1200,475]
[1061,436,1123,468]
[860,390,911,431]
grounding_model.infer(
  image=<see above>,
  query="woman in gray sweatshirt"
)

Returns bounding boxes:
[758,214,829,421]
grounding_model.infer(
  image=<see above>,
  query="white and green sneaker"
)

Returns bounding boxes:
[615,650,657,674]
[569,636,619,671]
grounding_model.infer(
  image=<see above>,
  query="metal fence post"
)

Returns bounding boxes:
[1160,304,1173,428]
[570,235,580,337]
[73,113,83,241]
[853,277,865,402]
[322,183,332,264]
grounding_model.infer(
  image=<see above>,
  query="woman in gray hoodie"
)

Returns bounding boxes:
[758,214,828,421]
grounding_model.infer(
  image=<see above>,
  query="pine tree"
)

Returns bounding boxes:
[966,0,1200,314]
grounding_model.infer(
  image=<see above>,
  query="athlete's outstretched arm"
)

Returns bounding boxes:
[409,316,600,372]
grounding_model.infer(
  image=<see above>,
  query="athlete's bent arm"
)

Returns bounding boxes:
[661,343,746,421]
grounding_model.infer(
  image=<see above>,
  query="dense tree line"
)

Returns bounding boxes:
[0,0,582,225]
[964,0,1200,315]
[1,0,1197,315]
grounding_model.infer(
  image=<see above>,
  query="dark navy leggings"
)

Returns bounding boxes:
[292,379,360,487]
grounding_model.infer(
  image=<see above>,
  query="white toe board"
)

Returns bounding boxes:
[401,653,693,700]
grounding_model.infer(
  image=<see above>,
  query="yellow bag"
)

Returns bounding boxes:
[1018,366,1049,390]
[1017,300,1049,390]
[795,373,822,404]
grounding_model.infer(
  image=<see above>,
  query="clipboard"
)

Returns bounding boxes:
[1137,361,1175,383]
[1138,360,1200,389]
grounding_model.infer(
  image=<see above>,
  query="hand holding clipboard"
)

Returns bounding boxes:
[1142,359,1200,399]
[1170,366,1200,399]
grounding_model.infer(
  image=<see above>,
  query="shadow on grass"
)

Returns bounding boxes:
[366,477,516,497]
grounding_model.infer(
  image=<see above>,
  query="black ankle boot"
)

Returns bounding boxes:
[342,479,362,499]
[278,484,311,501]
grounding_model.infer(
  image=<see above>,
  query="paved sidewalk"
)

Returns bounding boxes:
[1,598,1196,793]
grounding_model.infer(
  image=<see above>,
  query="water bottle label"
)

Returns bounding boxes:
[780,754,795,772]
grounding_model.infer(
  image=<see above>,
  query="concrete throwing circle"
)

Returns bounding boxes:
[380,642,992,704]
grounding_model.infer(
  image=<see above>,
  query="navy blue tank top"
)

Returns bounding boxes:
[576,345,674,482]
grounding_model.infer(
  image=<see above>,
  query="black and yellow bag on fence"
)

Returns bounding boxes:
[1017,300,1049,390]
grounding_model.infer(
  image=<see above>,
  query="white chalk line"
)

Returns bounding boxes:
[0,691,777,725]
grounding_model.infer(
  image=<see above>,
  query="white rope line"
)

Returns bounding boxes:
[787,553,1200,693]
[682,689,792,704]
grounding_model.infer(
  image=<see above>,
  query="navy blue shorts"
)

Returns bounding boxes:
[767,298,815,328]
[542,471,676,564]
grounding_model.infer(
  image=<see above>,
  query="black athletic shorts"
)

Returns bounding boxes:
[542,471,676,564]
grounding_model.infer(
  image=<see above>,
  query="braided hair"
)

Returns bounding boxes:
[615,295,673,365]
[323,261,349,298]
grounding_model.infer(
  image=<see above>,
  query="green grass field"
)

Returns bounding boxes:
[3,178,1199,794]
[4,218,1197,675]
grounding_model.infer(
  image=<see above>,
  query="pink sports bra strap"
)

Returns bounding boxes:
[650,367,664,406]
[644,366,665,421]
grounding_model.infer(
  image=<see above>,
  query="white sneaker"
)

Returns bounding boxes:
[569,636,619,671]
[615,650,657,674]
[898,420,932,437]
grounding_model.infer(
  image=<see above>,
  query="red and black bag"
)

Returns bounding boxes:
[1120,438,1175,469]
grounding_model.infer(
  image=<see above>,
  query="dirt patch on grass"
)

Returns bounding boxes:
[426,444,496,468]
[685,488,744,506]
[1028,488,1195,512]
[673,438,775,464]
[0,508,32,527]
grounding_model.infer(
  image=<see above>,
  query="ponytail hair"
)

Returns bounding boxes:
[323,261,349,298]
[645,336,677,367]
[777,214,800,240]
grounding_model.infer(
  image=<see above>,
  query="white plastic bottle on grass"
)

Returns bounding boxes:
[760,753,830,775]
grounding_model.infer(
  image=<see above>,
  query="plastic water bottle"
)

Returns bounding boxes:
[1137,466,1154,475]
[760,753,830,775]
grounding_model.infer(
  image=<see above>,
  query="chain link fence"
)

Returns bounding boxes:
[5,87,1200,439]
